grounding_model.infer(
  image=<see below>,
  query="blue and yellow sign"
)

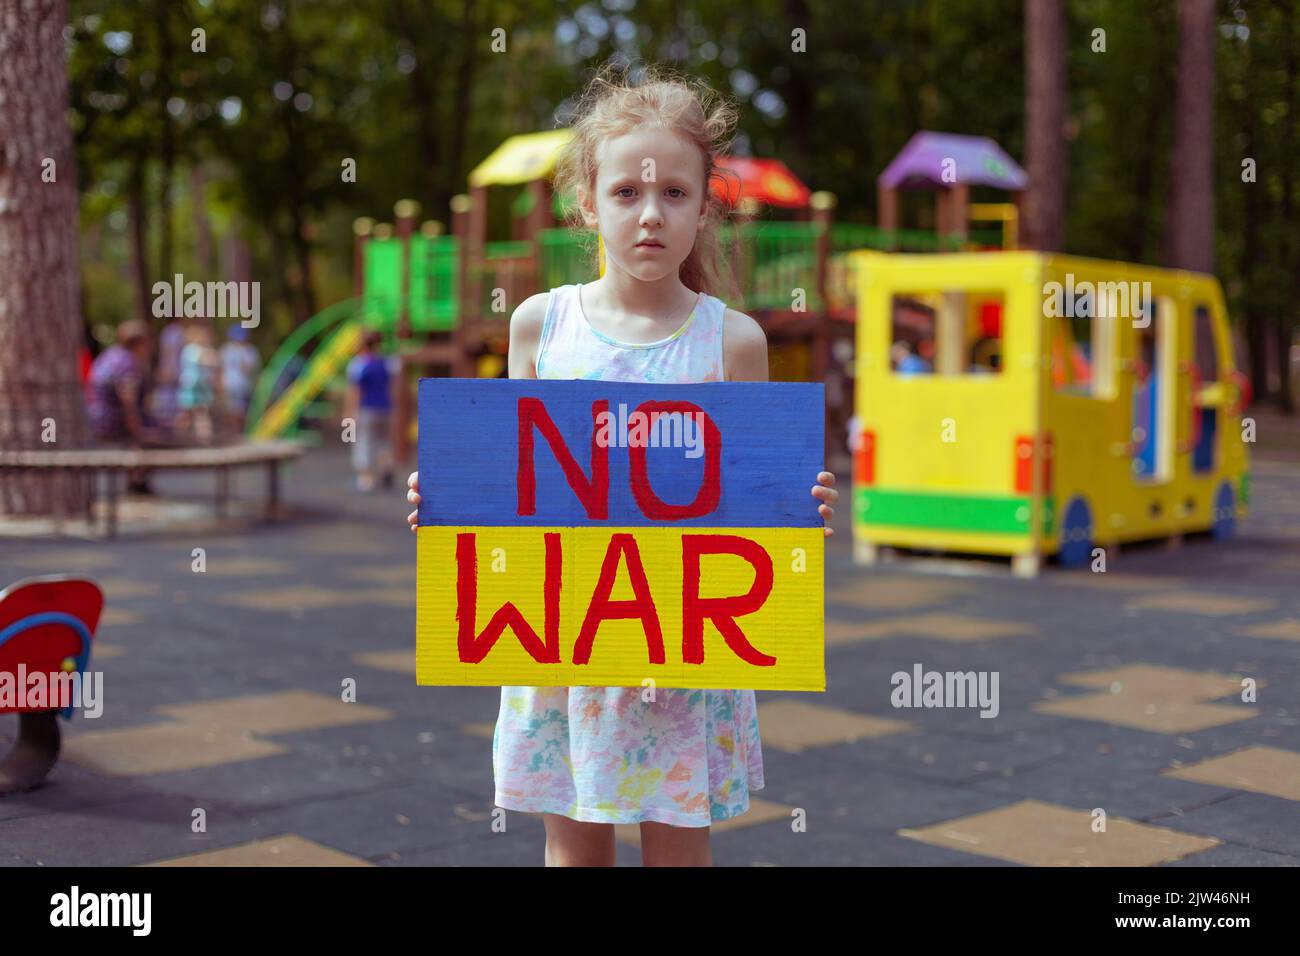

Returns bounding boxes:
[415,379,825,690]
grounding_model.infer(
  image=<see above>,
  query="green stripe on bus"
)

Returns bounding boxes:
[854,488,1054,535]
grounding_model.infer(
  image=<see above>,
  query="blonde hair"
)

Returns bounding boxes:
[552,64,740,300]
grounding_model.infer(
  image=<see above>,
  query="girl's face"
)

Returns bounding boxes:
[579,128,708,284]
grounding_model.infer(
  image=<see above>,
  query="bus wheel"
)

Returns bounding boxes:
[1212,481,1236,540]
[1059,496,1094,568]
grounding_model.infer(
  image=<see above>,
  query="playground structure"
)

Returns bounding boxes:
[245,129,1024,466]
[241,127,1254,573]
[850,251,1251,576]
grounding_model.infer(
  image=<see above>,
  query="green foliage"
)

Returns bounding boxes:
[68,0,1298,383]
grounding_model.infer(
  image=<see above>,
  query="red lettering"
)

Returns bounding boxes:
[455,532,562,664]
[517,397,609,519]
[681,535,776,666]
[572,533,665,665]
[627,401,721,520]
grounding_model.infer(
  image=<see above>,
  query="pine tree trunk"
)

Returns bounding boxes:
[1239,24,1269,406]
[448,0,478,197]
[781,0,814,180]
[1279,5,1297,414]
[128,157,152,324]
[156,1,175,284]
[1023,0,1067,251]
[191,164,213,277]
[1163,0,1216,273]
[0,0,92,517]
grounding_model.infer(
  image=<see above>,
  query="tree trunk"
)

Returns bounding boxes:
[383,1,445,218]
[191,164,213,277]
[448,0,478,201]
[1279,6,1297,413]
[156,0,175,284]
[781,0,814,179]
[1022,0,1067,251]
[1235,15,1268,406]
[223,219,252,286]
[128,157,152,325]
[1163,0,1216,273]
[1124,3,1177,264]
[290,207,316,321]
[0,0,92,515]
[265,226,295,332]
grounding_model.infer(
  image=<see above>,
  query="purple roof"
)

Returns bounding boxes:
[878,131,1029,191]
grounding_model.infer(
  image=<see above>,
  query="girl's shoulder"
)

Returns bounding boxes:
[511,290,553,335]
[720,305,765,346]
[719,305,768,381]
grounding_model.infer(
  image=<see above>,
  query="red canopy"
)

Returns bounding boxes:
[711,157,812,209]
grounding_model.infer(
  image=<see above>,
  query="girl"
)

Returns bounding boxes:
[406,67,838,866]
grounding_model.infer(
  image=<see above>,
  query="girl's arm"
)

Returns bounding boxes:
[407,293,548,531]
[722,307,838,536]
[507,293,547,380]
[722,308,769,383]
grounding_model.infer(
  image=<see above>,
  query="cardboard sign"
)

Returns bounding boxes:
[415,379,825,690]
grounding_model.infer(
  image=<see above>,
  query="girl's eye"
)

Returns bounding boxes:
[616,187,636,198]
[666,187,686,198]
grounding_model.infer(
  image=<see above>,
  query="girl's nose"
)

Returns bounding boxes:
[639,199,664,228]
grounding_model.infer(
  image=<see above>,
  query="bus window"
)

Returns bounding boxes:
[1132,297,1173,482]
[890,292,1004,376]
[1192,304,1218,473]
[968,299,1003,374]
[890,296,936,375]
[1050,313,1093,393]
[1049,290,1118,398]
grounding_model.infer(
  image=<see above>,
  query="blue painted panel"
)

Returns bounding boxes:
[417,379,825,527]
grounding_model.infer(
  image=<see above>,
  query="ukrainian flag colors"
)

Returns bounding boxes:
[415,379,825,690]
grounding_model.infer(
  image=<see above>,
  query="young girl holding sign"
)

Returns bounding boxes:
[406,66,837,866]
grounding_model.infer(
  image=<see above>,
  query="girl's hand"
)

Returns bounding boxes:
[812,470,838,537]
[406,471,421,533]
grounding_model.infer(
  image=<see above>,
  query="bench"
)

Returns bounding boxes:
[0,576,103,795]
[0,440,306,538]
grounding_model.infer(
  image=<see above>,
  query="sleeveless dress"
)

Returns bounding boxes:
[492,283,766,827]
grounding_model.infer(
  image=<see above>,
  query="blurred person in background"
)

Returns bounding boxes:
[220,323,261,438]
[177,321,221,445]
[152,316,189,435]
[344,329,398,492]
[87,319,161,494]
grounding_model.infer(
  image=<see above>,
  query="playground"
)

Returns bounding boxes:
[245,129,1023,479]
[2,0,1298,883]
[239,126,1252,580]
[2,439,1299,864]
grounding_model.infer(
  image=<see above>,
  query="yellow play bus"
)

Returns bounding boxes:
[849,251,1250,576]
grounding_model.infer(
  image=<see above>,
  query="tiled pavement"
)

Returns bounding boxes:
[0,448,1297,867]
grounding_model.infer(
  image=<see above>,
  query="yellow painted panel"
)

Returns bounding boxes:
[851,521,1030,556]
[854,254,1041,496]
